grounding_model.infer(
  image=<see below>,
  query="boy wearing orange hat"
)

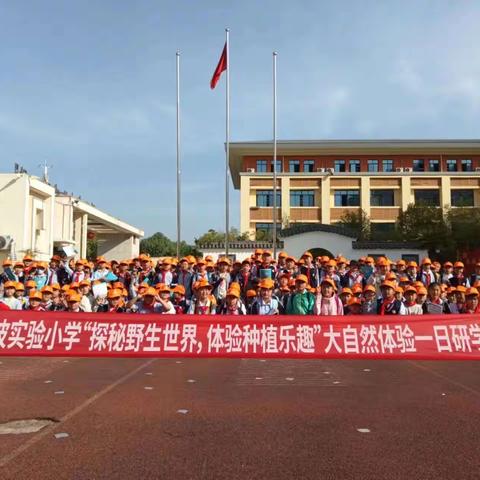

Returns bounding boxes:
[174,258,194,300]
[449,261,470,288]
[418,258,438,286]
[172,285,189,314]
[27,291,46,312]
[377,281,406,315]
[403,286,423,315]
[285,274,315,315]
[250,278,283,315]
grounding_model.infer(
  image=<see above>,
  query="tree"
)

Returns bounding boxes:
[86,239,98,261]
[447,207,480,252]
[195,228,250,244]
[396,204,453,258]
[140,232,200,258]
[337,209,371,241]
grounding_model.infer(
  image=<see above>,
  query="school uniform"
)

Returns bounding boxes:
[376,298,406,315]
[250,296,283,315]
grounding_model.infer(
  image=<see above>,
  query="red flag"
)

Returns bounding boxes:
[210,43,227,89]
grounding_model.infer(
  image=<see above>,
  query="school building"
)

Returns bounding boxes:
[229,139,480,240]
[0,172,144,262]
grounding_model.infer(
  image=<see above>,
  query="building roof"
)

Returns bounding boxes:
[197,241,284,250]
[229,139,480,188]
[352,241,424,250]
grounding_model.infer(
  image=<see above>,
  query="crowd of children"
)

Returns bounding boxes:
[1,251,479,315]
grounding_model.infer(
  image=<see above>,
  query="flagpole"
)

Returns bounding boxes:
[225,28,230,257]
[272,52,278,259]
[176,51,181,259]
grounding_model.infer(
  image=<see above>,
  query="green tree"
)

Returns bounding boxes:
[140,232,200,258]
[396,204,453,257]
[86,239,98,261]
[337,209,371,241]
[195,228,250,244]
[446,207,480,252]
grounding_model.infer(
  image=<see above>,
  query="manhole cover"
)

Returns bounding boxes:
[0,418,57,435]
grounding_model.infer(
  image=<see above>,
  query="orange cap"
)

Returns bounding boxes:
[246,289,257,298]
[416,287,428,295]
[143,287,158,297]
[258,278,275,290]
[466,287,479,297]
[340,288,352,295]
[363,285,376,294]
[421,257,432,265]
[347,297,362,306]
[67,293,82,303]
[295,274,308,284]
[29,291,43,301]
[107,288,123,299]
[173,285,186,295]
[3,281,16,289]
[454,261,465,268]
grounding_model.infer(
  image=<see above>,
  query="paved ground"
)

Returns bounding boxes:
[0,356,479,480]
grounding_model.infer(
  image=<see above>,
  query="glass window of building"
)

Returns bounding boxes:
[349,160,360,172]
[255,223,281,240]
[382,159,394,172]
[446,159,457,172]
[414,189,440,206]
[413,159,425,172]
[256,160,267,172]
[429,159,440,172]
[370,223,396,239]
[290,190,315,207]
[334,190,360,207]
[270,160,282,173]
[256,190,281,207]
[367,160,378,172]
[303,160,315,172]
[334,160,346,172]
[289,160,300,172]
[461,159,473,172]
[370,190,395,207]
[451,189,474,207]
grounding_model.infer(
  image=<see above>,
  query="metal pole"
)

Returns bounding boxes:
[272,52,278,259]
[176,52,181,259]
[225,28,230,257]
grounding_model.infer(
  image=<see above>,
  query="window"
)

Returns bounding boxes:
[367,160,378,172]
[370,189,395,207]
[256,160,267,172]
[290,190,315,207]
[451,189,474,207]
[370,223,395,239]
[414,189,440,206]
[334,190,360,207]
[255,223,281,240]
[303,160,315,172]
[349,160,360,172]
[35,208,45,231]
[429,159,440,172]
[413,159,425,172]
[461,159,473,172]
[270,160,282,172]
[289,160,300,172]
[334,160,346,172]
[401,254,419,263]
[256,190,281,207]
[383,159,394,172]
[446,159,457,172]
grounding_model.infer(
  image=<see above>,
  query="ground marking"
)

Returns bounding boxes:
[54,433,69,439]
[177,409,189,414]
[54,391,64,395]
[357,428,371,433]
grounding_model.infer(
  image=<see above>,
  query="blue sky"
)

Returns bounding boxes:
[1,1,480,241]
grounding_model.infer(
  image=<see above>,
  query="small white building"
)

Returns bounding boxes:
[0,173,144,261]
[198,224,427,263]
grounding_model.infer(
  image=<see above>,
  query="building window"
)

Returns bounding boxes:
[289,160,300,172]
[334,160,346,172]
[334,190,360,207]
[270,160,282,172]
[349,160,360,172]
[451,189,474,207]
[413,159,425,172]
[383,159,394,172]
[303,160,315,172]
[370,223,395,239]
[290,190,315,207]
[255,223,281,240]
[256,160,267,172]
[370,189,395,207]
[446,159,457,172]
[429,159,440,172]
[256,190,281,207]
[367,160,378,172]
[461,159,473,172]
[414,189,440,206]
[402,254,420,263]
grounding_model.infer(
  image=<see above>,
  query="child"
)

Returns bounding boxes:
[403,286,423,315]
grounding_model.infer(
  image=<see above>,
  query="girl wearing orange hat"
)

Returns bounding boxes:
[217,288,246,315]
[187,280,216,315]
[422,283,451,314]
[314,279,343,316]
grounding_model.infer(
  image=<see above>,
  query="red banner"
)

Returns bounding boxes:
[1,311,480,359]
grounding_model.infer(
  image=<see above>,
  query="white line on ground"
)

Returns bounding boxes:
[333,381,341,384]
[144,386,153,390]
[63,360,69,363]
[175,361,182,364]
[187,379,196,383]
[177,409,189,414]
[259,360,267,362]
[285,377,294,381]
[44,380,53,384]
[54,391,64,395]
[54,433,69,439]
[0,358,157,468]
[357,428,371,433]
[145,372,153,376]
[255,377,263,380]
[363,369,371,372]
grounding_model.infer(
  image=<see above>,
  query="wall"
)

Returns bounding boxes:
[97,233,139,260]
[282,231,427,260]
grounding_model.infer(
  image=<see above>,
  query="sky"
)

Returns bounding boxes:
[1,1,480,242]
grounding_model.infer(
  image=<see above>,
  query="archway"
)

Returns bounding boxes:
[308,247,334,259]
